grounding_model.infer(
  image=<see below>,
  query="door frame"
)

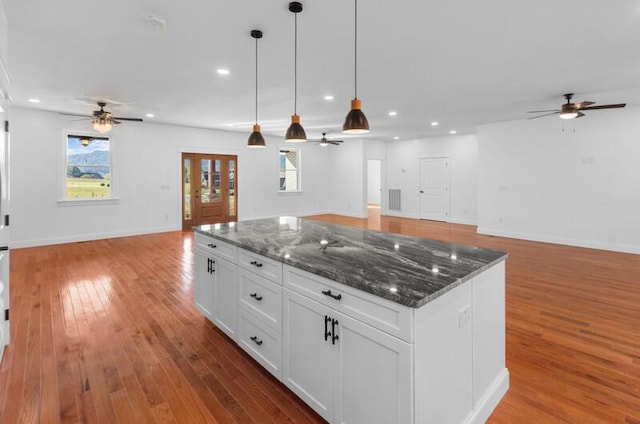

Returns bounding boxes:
[418,154,450,222]
[179,147,240,229]
[364,156,386,214]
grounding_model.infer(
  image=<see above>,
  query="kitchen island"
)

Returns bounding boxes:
[193,217,509,424]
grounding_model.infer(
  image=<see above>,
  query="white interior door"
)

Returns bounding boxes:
[419,157,450,221]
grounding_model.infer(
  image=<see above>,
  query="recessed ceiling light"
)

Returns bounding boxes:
[393,136,399,140]
[388,111,397,116]
[324,95,334,101]
[0,105,4,113]
[225,123,234,127]
[145,113,155,118]
[449,130,457,134]
[216,68,230,75]
[28,98,41,103]
[431,121,439,126]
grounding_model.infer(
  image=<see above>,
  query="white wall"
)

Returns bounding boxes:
[385,134,479,224]
[9,107,331,247]
[328,138,367,218]
[477,106,640,254]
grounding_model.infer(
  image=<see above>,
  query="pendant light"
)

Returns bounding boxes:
[342,0,370,134]
[248,29,266,148]
[285,1,307,142]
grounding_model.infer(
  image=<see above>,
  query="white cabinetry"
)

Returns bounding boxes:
[283,288,412,424]
[236,248,284,380]
[194,234,238,340]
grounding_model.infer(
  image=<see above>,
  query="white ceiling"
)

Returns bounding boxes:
[4,0,640,141]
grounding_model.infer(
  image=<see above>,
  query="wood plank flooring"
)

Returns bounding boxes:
[1,212,639,423]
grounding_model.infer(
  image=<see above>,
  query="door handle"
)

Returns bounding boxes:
[324,315,332,341]
[331,319,339,345]
[250,260,263,268]
[250,336,263,346]
[420,190,424,193]
[250,293,263,301]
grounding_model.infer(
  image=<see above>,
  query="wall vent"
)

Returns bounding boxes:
[388,189,401,211]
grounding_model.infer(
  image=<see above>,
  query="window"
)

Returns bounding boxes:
[279,148,300,192]
[65,134,112,199]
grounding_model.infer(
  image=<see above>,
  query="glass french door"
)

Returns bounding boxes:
[182,153,237,229]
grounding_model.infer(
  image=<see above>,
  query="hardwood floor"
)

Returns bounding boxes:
[1,212,639,423]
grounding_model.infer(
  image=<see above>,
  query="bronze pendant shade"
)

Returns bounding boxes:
[285,2,307,142]
[343,0,369,134]
[247,29,266,148]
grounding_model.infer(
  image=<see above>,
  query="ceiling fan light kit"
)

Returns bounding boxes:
[247,29,266,148]
[342,0,369,134]
[285,2,307,142]
[92,115,113,133]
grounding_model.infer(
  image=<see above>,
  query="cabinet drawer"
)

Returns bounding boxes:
[237,307,283,381]
[238,268,282,332]
[195,233,237,262]
[284,265,413,343]
[238,249,283,283]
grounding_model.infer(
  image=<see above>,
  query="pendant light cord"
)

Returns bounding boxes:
[294,11,298,115]
[354,0,358,100]
[255,36,258,124]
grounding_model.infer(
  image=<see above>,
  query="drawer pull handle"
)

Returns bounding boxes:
[250,336,263,346]
[250,260,263,268]
[324,315,332,341]
[208,243,217,248]
[331,318,339,345]
[322,290,342,301]
[250,293,263,301]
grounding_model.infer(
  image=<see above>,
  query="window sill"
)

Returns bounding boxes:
[278,190,304,196]
[57,198,120,207]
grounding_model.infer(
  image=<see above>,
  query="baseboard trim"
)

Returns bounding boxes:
[477,227,640,255]
[11,225,180,249]
[466,368,509,424]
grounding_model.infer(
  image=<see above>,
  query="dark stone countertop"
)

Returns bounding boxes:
[194,217,507,308]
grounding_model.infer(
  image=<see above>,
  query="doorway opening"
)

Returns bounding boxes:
[182,153,237,229]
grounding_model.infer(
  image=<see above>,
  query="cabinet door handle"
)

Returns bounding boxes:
[207,258,211,274]
[324,315,332,341]
[250,293,263,301]
[208,243,217,248]
[250,260,264,268]
[211,260,215,273]
[331,319,339,345]
[322,290,342,301]
[250,336,263,346]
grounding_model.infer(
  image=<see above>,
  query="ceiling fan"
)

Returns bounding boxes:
[528,93,626,120]
[314,133,344,147]
[61,101,143,133]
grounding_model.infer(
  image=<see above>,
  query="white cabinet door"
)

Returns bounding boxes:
[334,311,413,424]
[194,247,215,320]
[283,289,335,422]
[212,255,238,339]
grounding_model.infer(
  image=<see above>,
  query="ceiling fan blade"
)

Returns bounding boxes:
[527,111,559,120]
[112,119,122,125]
[579,103,626,111]
[60,112,92,118]
[328,141,342,145]
[527,109,559,113]
[576,111,586,118]
[113,117,143,122]
[575,101,595,109]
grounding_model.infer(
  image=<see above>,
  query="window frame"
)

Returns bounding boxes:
[58,131,119,205]
[278,147,302,193]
